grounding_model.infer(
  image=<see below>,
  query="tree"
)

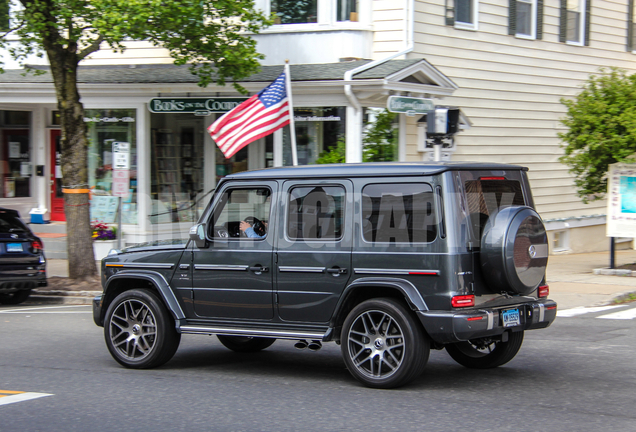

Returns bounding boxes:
[1,0,271,279]
[559,67,636,203]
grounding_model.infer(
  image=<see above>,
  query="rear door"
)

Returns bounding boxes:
[275,180,353,323]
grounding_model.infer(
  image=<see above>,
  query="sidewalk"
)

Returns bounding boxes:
[31,252,636,308]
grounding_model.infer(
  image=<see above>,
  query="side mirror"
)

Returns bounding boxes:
[189,223,209,249]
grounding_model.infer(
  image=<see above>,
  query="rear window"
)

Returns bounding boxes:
[463,177,525,240]
[362,183,437,244]
[0,211,28,234]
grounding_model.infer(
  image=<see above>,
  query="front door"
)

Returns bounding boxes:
[49,130,65,221]
[276,180,353,323]
[192,182,277,320]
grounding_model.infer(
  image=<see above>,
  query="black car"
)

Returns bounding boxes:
[93,163,556,388]
[0,208,47,304]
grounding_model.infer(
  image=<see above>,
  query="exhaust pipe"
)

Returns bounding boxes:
[294,339,308,350]
[307,340,322,351]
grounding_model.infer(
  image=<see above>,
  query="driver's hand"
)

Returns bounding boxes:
[239,221,251,232]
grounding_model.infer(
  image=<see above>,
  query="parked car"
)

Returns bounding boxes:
[0,208,47,305]
[93,162,556,388]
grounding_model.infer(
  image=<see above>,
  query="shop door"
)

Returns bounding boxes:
[49,130,65,221]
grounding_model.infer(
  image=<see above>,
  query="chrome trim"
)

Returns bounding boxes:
[538,303,545,322]
[179,325,326,340]
[486,310,494,330]
[354,268,440,275]
[279,266,325,273]
[105,263,174,269]
[194,264,249,271]
[192,287,272,293]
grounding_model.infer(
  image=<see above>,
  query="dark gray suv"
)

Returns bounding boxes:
[93,162,556,388]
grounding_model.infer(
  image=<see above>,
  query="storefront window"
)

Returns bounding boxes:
[86,109,137,224]
[283,107,346,166]
[150,113,205,224]
[0,111,32,198]
[272,0,318,24]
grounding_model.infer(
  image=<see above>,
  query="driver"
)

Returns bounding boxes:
[240,220,267,238]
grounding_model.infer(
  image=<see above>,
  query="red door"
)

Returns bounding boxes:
[50,130,65,221]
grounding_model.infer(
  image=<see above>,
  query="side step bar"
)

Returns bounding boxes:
[180,325,327,341]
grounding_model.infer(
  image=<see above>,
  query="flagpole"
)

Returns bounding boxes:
[285,60,298,166]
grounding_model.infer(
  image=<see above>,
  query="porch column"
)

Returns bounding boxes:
[345,106,362,163]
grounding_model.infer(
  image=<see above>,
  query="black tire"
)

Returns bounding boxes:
[445,331,524,369]
[0,289,32,305]
[340,298,430,389]
[104,289,181,369]
[217,335,276,353]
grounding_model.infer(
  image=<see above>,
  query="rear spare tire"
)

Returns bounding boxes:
[480,206,548,295]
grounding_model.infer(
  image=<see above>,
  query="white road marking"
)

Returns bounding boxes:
[557,305,627,318]
[597,307,636,320]
[0,392,53,406]
[0,305,90,314]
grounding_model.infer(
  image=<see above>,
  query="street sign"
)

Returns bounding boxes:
[112,169,130,198]
[112,141,130,170]
[387,96,435,116]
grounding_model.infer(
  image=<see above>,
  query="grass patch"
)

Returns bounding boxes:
[613,292,636,304]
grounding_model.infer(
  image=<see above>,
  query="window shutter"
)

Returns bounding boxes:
[509,0,517,35]
[445,0,456,25]
[537,0,544,39]
[584,0,591,46]
[559,0,567,42]
[628,0,634,52]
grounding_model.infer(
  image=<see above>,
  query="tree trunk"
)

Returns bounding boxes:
[46,51,98,279]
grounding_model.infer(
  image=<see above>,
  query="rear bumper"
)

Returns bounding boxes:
[417,299,557,344]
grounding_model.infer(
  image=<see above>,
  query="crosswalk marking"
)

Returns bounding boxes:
[557,304,636,320]
[0,390,52,406]
[597,307,636,320]
[0,305,91,314]
[557,305,626,318]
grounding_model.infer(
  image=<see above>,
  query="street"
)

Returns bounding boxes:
[1,303,635,431]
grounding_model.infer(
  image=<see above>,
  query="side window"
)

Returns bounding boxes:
[446,0,479,30]
[362,183,437,244]
[211,188,271,239]
[287,186,345,240]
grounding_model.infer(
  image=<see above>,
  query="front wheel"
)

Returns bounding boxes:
[0,289,32,305]
[341,298,430,389]
[217,335,275,352]
[104,289,181,369]
[445,331,524,369]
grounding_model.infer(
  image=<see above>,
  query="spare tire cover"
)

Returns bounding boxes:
[480,206,548,295]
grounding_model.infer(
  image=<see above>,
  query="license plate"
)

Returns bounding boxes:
[502,308,521,327]
[6,243,23,252]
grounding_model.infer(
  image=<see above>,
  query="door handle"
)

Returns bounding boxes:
[249,266,269,273]
[326,268,347,275]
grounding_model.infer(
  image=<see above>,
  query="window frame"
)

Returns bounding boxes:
[285,184,346,242]
[453,0,479,31]
[560,0,590,46]
[209,186,273,240]
[515,0,537,39]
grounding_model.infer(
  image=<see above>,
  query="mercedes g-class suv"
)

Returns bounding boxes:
[93,162,556,388]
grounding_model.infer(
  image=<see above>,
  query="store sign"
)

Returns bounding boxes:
[607,163,636,237]
[148,98,248,114]
[387,96,435,116]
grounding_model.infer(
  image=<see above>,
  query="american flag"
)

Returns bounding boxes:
[208,71,290,159]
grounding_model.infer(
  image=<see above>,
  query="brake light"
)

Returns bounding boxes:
[480,176,506,181]
[538,285,549,298]
[452,295,475,308]
[31,240,44,252]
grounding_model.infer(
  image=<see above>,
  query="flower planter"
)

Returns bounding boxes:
[93,239,118,260]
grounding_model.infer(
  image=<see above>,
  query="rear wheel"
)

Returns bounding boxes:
[341,298,430,389]
[445,331,524,369]
[0,289,32,305]
[104,289,181,369]
[217,335,275,353]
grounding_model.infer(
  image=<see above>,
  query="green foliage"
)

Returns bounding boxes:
[559,68,636,202]
[2,0,272,92]
[362,109,397,162]
[315,138,346,164]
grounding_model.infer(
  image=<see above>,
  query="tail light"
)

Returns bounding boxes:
[31,239,44,253]
[452,295,475,308]
[538,285,549,298]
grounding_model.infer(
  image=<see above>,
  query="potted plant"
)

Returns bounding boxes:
[92,221,118,260]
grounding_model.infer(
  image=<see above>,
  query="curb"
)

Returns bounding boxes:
[593,268,636,276]
[26,290,101,306]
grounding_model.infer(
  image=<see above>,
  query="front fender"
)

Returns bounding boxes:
[96,270,186,327]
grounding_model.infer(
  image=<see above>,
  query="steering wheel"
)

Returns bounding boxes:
[243,216,266,237]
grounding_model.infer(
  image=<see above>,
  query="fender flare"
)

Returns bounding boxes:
[329,277,429,328]
[101,270,186,325]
